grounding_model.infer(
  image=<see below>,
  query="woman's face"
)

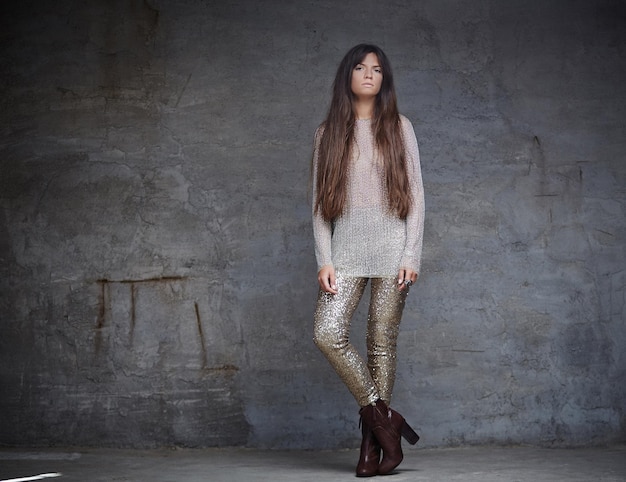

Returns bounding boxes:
[350,52,383,99]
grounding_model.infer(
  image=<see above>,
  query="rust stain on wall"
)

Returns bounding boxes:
[97,276,187,285]
[95,279,109,355]
[194,301,208,369]
[95,276,188,349]
[92,276,237,373]
[130,282,138,344]
[203,364,239,373]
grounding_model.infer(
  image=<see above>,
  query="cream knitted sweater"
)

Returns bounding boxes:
[312,115,424,277]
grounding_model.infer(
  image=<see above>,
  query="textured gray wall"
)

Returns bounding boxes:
[1,0,624,449]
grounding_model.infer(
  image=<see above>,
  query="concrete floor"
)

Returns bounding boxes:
[0,445,625,482]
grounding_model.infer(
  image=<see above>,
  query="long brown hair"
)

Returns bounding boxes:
[314,44,412,222]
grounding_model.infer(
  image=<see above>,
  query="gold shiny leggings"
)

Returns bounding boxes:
[313,274,408,407]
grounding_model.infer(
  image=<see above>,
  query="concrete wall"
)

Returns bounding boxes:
[1,0,624,449]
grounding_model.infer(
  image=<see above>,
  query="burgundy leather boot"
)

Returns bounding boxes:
[359,400,403,475]
[390,408,420,445]
[355,417,381,477]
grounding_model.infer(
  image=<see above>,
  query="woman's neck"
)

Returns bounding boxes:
[353,98,375,120]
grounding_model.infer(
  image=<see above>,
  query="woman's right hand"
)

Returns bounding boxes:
[318,265,338,294]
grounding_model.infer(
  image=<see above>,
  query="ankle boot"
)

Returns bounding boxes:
[359,400,403,475]
[355,417,381,477]
[377,407,420,474]
[390,408,420,444]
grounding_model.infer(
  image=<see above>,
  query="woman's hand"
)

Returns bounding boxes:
[318,265,338,294]
[397,268,418,291]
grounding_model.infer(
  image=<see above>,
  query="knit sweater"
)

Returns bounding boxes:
[312,115,424,277]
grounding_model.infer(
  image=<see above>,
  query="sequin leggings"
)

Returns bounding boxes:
[313,274,408,407]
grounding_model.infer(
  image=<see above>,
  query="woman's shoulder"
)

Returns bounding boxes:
[398,114,417,134]
[397,114,419,147]
[398,113,413,127]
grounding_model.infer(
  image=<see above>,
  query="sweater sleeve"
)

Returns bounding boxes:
[398,116,425,274]
[311,126,334,271]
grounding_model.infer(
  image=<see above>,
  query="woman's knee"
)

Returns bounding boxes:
[313,324,348,354]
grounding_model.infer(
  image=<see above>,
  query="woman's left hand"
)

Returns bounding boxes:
[397,269,418,291]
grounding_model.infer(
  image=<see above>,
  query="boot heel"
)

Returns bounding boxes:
[401,421,420,445]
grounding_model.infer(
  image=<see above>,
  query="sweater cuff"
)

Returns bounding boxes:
[317,262,334,272]
[399,255,419,274]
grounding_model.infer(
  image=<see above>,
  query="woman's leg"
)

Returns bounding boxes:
[313,274,380,407]
[360,278,413,475]
[366,277,408,405]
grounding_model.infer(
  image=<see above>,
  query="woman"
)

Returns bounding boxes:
[311,44,425,477]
